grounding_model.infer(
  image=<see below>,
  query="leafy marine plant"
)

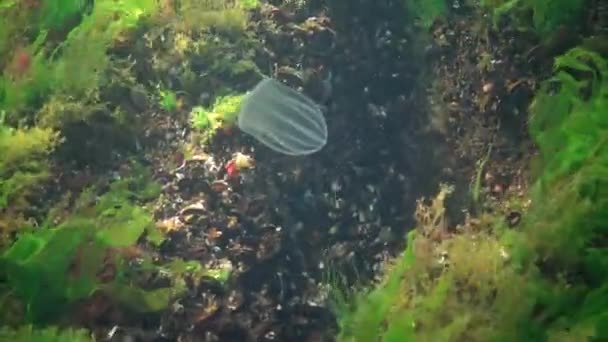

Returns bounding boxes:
[481,0,586,37]
[48,0,159,97]
[335,184,539,340]
[191,93,244,144]
[512,48,608,341]
[525,47,608,265]
[0,0,159,119]
[171,0,254,35]
[0,325,92,342]
[237,0,261,10]
[0,114,60,242]
[404,0,447,29]
[159,88,178,112]
[335,231,419,341]
[35,0,90,32]
[336,47,608,341]
[0,163,200,324]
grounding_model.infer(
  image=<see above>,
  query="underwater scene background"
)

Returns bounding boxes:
[0,0,606,341]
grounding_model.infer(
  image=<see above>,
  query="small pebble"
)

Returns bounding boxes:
[482,82,494,93]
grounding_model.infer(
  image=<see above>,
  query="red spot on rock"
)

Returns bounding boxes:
[225,159,239,179]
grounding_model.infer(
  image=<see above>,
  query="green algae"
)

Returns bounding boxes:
[404,0,447,29]
[481,0,585,37]
[335,44,608,342]
[0,164,187,324]
[0,115,60,241]
[191,94,245,144]
[0,325,92,342]
[0,0,159,119]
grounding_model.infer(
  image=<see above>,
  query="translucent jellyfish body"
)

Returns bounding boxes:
[237,78,327,156]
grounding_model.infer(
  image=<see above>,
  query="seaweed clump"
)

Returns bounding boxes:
[0,115,59,242]
[190,93,244,144]
[481,0,586,37]
[0,163,199,329]
[0,0,160,120]
[0,324,91,342]
[334,46,608,341]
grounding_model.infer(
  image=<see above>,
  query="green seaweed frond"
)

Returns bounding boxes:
[526,47,608,265]
[0,119,60,241]
[404,0,447,29]
[0,163,176,323]
[1,0,159,117]
[237,0,261,10]
[0,325,92,342]
[336,48,608,341]
[159,89,178,112]
[190,94,244,144]
[37,0,89,31]
[481,0,585,36]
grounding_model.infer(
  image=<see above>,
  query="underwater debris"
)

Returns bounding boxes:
[225,152,254,179]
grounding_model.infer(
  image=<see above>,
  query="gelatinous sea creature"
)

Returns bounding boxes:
[237,78,328,156]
